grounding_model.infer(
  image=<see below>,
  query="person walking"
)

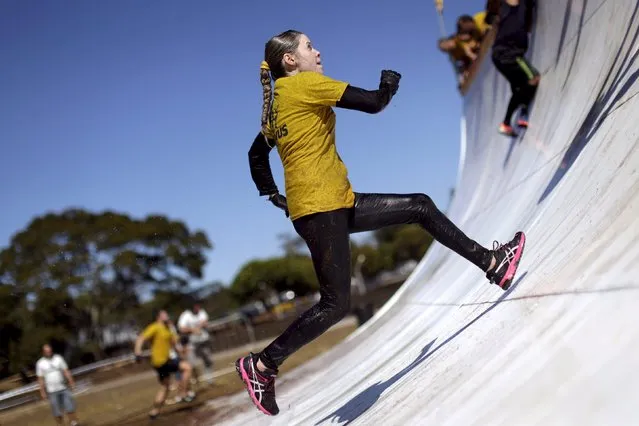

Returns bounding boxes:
[36,344,80,426]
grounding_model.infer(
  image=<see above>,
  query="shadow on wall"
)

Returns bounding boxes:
[316,272,528,425]
[502,117,526,169]
[559,0,589,91]
[538,2,639,204]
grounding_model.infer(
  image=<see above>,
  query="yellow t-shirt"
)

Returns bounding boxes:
[141,322,176,368]
[448,40,469,62]
[265,71,354,220]
[473,10,490,34]
[455,11,489,58]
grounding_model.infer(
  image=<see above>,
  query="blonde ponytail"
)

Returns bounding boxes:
[260,61,272,137]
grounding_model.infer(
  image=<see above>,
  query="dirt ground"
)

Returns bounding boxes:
[0,323,356,426]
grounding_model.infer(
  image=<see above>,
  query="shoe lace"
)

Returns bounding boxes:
[248,359,275,403]
[249,364,266,402]
[492,240,517,275]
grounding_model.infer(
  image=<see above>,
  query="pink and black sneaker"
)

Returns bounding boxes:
[235,352,279,416]
[486,231,526,290]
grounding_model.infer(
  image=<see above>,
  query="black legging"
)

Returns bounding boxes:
[258,192,493,370]
[503,84,537,124]
[492,54,539,125]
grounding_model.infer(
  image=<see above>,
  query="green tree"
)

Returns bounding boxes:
[373,224,433,267]
[0,208,212,372]
[231,255,317,304]
[136,288,194,325]
[389,224,433,264]
[351,243,393,279]
[0,284,23,378]
[19,287,78,370]
[196,281,240,319]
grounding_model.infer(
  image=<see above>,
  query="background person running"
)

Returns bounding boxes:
[36,344,80,426]
[236,29,526,416]
[134,309,194,419]
[178,302,215,385]
[491,0,540,136]
[167,317,196,402]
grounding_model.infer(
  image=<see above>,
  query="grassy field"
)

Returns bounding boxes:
[0,322,356,426]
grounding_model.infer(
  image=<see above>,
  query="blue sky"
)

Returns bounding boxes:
[0,0,486,287]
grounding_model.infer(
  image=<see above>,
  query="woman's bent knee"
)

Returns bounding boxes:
[321,298,350,325]
[415,193,435,210]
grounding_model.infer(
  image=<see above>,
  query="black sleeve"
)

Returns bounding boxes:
[248,131,279,196]
[335,85,393,114]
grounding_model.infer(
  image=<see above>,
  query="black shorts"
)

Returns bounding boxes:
[154,358,180,382]
[492,52,540,89]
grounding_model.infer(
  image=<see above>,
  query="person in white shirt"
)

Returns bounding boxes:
[177,302,214,383]
[36,344,80,426]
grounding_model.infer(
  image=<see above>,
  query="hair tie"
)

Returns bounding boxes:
[260,60,270,71]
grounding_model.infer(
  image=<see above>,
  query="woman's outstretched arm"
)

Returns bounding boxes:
[335,69,401,113]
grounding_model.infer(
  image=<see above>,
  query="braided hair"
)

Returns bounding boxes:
[260,30,302,137]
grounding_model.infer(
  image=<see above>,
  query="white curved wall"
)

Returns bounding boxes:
[214,0,639,424]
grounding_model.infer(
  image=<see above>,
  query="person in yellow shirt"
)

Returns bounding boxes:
[237,29,527,416]
[438,35,471,82]
[438,12,492,87]
[134,310,194,419]
[435,0,492,34]
[473,10,492,35]
[455,13,489,62]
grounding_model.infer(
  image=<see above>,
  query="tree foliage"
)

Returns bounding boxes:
[350,224,433,279]
[231,255,317,304]
[0,208,212,376]
[351,243,393,279]
[230,224,434,303]
[196,281,239,319]
[0,206,436,378]
[379,224,434,265]
[0,284,22,378]
[135,281,240,324]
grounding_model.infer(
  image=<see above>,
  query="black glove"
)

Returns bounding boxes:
[269,193,289,218]
[379,70,401,96]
